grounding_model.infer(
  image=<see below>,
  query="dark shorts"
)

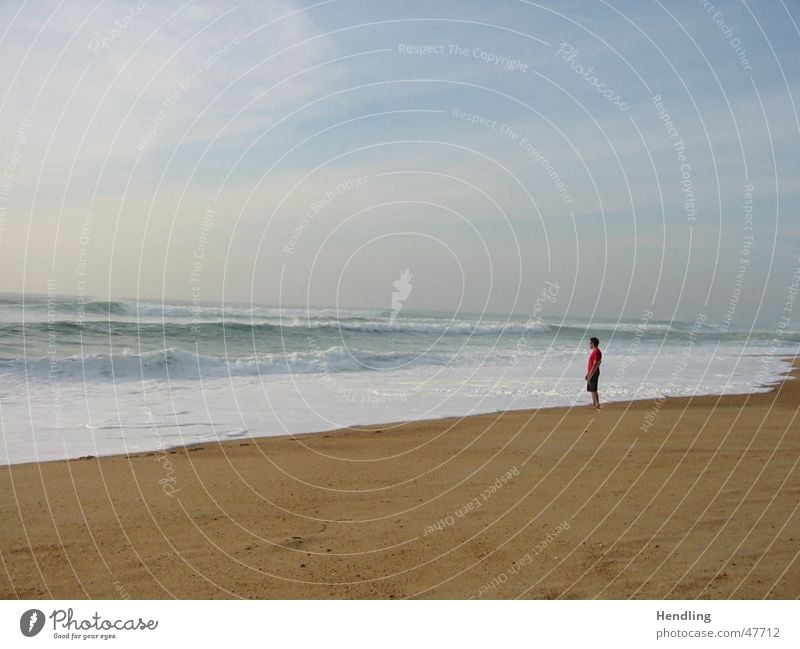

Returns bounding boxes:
[587,369,599,392]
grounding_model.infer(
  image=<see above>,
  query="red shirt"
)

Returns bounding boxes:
[587,348,602,374]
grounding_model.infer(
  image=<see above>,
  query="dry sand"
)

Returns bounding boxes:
[1,361,798,599]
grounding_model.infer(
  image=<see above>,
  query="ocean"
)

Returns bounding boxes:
[0,293,796,465]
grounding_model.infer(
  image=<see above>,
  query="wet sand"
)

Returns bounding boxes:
[1,360,798,599]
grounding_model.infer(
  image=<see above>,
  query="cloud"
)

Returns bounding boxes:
[0,0,797,324]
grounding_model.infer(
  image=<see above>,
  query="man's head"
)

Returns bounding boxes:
[589,337,600,348]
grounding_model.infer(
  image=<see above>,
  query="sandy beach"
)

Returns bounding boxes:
[1,360,798,600]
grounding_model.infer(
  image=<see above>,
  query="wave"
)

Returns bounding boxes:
[1,296,795,341]
[0,317,549,338]
[3,321,797,350]
[0,296,385,321]
[0,296,543,334]
[0,345,462,381]
[551,322,800,342]
[0,295,128,314]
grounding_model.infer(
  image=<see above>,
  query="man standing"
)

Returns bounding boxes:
[585,337,602,409]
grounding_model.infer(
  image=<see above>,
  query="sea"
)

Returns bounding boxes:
[0,293,797,465]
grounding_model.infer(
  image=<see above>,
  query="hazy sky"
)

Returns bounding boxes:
[0,0,798,326]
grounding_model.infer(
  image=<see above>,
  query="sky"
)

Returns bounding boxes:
[0,0,798,327]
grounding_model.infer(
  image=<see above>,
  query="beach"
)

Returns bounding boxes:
[1,359,798,600]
